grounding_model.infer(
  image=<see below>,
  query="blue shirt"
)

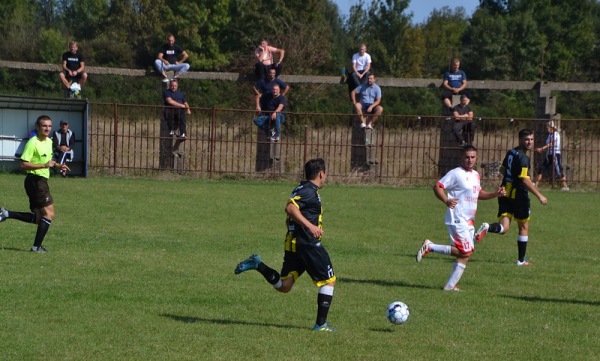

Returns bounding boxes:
[355,83,382,105]
[444,70,467,88]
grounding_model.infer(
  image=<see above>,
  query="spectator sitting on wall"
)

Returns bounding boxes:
[255,39,285,81]
[254,68,290,114]
[350,43,372,91]
[452,95,475,146]
[441,58,470,114]
[59,41,88,95]
[253,84,286,141]
[155,34,190,83]
[351,74,383,129]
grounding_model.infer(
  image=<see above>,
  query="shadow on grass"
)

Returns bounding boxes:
[339,277,437,290]
[161,314,306,329]
[0,246,29,252]
[501,295,600,306]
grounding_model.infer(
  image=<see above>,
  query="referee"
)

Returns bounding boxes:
[0,115,70,252]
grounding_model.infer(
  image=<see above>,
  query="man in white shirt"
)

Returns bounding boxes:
[350,43,372,89]
[416,146,505,291]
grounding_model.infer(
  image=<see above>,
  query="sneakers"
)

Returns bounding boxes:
[162,77,170,83]
[360,123,366,128]
[269,129,279,141]
[415,239,432,262]
[169,130,175,136]
[561,187,570,191]
[443,285,462,291]
[179,133,187,139]
[475,223,489,244]
[234,253,262,274]
[30,246,48,253]
[312,322,335,332]
[516,259,531,266]
[366,124,373,129]
[0,207,8,222]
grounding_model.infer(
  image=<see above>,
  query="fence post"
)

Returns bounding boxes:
[113,103,118,174]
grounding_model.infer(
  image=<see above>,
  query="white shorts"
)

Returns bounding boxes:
[446,223,475,255]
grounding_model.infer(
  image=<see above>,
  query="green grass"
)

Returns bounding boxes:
[0,174,598,360]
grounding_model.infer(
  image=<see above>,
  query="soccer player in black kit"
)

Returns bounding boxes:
[475,129,548,266]
[235,158,336,332]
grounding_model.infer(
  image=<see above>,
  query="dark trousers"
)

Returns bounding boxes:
[164,108,186,134]
[452,120,476,145]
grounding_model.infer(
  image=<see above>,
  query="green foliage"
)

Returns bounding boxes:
[0,175,598,359]
[37,28,66,64]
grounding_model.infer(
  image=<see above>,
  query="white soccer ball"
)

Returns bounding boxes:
[387,301,410,325]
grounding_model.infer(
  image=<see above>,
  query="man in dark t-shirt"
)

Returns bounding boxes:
[163,79,191,139]
[155,34,190,83]
[59,41,88,92]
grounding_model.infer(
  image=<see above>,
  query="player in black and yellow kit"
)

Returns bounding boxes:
[235,158,336,332]
[474,129,547,265]
[0,115,70,252]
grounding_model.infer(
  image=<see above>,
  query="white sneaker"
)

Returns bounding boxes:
[169,131,175,136]
[179,133,186,139]
[416,239,432,262]
[0,207,8,222]
[360,123,366,128]
[561,187,570,191]
[162,77,169,83]
[475,223,489,244]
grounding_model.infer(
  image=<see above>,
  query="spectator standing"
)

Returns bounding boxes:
[235,158,336,332]
[253,84,286,141]
[534,121,569,190]
[452,95,475,146]
[255,39,285,81]
[441,58,470,113]
[416,146,505,291]
[350,43,372,89]
[155,34,190,83]
[351,74,383,129]
[474,129,548,266]
[0,115,70,253]
[163,79,191,139]
[59,41,88,93]
[52,120,75,177]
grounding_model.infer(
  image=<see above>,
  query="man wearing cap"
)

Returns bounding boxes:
[163,78,191,139]
[52,120,75,177]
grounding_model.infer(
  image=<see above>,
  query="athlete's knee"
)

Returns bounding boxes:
[276,277,294,293]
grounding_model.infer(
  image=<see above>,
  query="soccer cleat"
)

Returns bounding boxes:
[234,253,262,274]
[443,285,462,291]
[0,207,8,222]
[312,322,335,332]
[415,239,432,262]
[516,259,531,266]
[475,223,490,244]
[30,246,48,253]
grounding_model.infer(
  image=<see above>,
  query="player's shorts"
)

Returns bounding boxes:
[541,154,564,178]
[64,70,84,82]
[280,243,336,287]
[24,174,54,211]
[498,194,530,222]
[446,223,475,255]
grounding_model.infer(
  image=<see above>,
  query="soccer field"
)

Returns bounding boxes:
[0,174,598,360]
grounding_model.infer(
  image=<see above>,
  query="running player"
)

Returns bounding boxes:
[416,146,505,290]
[474,129,548,266]
[234,158,336,331]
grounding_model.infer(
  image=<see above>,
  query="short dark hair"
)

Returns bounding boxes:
[519,128,533,139]
[304,158,326,180]
[463,145,477,153]
[36,115,52,126]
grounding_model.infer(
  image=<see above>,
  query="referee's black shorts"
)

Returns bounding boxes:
[24,174,54,211]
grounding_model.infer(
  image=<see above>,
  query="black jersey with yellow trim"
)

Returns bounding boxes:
[286,180,323,246]
[501,147,530,199]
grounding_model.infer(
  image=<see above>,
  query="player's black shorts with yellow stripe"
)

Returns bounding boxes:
[497,192,530,221]
[281,236,335,287]
[24,174,54,211]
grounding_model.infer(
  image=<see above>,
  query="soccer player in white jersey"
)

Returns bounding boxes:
[416,146,505,291]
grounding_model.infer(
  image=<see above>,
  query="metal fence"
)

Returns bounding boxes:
[88,102,600,188]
